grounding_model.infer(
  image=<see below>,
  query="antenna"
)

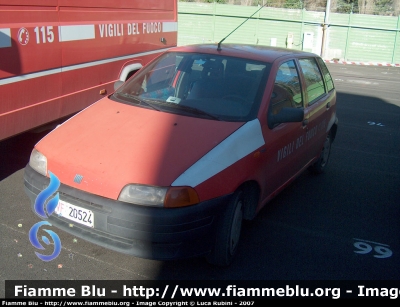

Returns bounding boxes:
[217,3,267,51]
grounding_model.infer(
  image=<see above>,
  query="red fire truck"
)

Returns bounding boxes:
[0,0,177,141]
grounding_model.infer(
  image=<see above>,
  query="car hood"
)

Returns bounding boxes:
[36,98,245,200]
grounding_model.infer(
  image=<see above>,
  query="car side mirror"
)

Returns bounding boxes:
[268,107,304,129]
[114,80,124,91]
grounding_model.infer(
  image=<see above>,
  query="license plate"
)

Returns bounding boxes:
[55,199,94,228]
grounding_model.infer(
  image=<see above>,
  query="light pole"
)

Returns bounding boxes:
[321,0,331,58]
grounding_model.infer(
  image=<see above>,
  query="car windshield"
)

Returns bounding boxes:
[111,52,270,121]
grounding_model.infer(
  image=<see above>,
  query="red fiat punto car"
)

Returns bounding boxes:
[24,44,338,266]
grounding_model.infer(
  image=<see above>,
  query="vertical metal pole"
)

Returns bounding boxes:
[300,7,305,50]
[391,16,400,65]
[255,2,260,44]
[212,0,216,43]
[321,0,331,58]
[344,12,352,61]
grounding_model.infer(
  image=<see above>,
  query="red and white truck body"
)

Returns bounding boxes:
[0,0,177,140]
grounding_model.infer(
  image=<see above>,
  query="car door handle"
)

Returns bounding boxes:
[326,102,331,109]
[302,119,309,127]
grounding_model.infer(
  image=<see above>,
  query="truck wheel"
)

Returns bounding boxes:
[206,190,243,266]
[309,132,332,174]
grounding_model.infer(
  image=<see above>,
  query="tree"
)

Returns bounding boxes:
[304,0,326,11]
[284,0,303,9]
[358,0,374,13]
[395,0,400,15]
[334,0,357,13]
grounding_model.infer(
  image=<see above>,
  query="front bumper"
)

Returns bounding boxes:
[24,164,231,260]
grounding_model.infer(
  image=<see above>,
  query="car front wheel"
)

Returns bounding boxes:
[206,190,244,266]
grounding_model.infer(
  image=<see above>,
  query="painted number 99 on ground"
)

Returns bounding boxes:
[353,238,392,258]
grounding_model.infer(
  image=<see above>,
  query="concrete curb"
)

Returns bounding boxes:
[324,60,400,67]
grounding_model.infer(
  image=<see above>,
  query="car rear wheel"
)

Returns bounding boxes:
[309,132,332,174]
[206,190,243,266]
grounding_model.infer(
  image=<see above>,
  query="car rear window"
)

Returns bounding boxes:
[316,57,335,92]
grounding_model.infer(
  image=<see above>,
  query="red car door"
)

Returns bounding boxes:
[297,57,336,164]
[259,59,309,200]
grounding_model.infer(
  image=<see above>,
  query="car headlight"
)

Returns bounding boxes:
[29,149,47,176]
[118,184,199,208]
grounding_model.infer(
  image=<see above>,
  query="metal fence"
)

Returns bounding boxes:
[177,2,400,65]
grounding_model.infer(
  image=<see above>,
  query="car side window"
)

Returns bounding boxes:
[316,57,334,92]
[270,60,303,116]
[298,58,325,105]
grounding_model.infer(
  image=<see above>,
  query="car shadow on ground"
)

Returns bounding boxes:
[0,116,73,181]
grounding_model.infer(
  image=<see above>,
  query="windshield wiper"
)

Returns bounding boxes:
[114,93,219,119]
[175,104,220,120]
[114,92,161,111]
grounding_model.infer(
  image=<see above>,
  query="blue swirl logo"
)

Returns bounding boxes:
[29,171,62,261]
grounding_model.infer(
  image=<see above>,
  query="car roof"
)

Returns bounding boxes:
[169,44,319,63]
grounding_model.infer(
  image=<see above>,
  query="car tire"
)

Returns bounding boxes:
[309,132,332,174]
[206,190,244,266]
